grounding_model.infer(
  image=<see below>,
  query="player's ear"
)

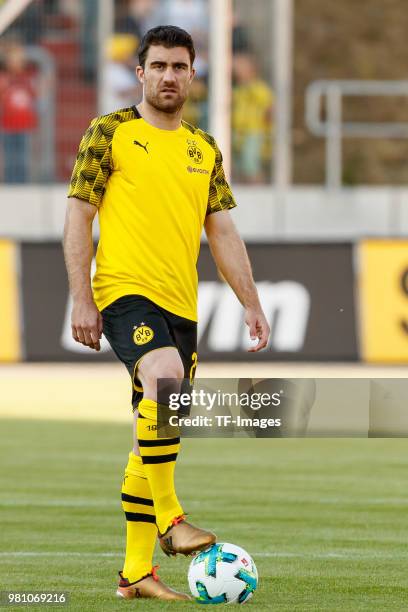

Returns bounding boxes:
[136,65,145,84]
[189,67,196,84]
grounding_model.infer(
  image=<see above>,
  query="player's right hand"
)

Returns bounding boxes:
[71,299,103,351]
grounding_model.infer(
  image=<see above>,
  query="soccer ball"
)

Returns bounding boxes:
[188,543,258,604]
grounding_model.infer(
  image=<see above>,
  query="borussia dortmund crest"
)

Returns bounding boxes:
[133,323,154,346]
[187,141,203,165]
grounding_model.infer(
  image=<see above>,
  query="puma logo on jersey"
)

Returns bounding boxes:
[134,140,149,153]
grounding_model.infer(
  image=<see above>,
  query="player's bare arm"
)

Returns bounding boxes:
[63,197,103,351]
[204,209,270,352]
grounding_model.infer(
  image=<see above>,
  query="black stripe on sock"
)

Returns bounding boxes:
[141,453,178,464]
[138,437,180,448]
[125,512,156,523]
[121,493,154,506]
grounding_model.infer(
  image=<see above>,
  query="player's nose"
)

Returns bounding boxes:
[162,68,177,83]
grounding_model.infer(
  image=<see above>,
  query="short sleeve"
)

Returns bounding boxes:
[68,117,114,207]
[206,141,237,216]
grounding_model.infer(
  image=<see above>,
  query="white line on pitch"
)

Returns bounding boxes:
[0,552,122,557]
[0,499,204,508]
[0,551,407,560]
[2,497,408,508]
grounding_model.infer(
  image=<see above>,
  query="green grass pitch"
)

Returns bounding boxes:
[1,418,408,611]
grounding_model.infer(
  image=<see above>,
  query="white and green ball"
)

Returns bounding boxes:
[188,543,258,604]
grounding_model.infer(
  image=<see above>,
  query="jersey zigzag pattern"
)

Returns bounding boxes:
[68,107,137,207]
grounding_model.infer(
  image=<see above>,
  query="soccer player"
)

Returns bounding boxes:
[64,25,270,601]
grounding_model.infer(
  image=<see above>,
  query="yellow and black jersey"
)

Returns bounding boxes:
[68,106,236,321]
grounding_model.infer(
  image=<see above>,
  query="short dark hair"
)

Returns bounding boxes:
[138,25,195,69]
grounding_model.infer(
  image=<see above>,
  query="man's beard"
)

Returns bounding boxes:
[145,88,187,114]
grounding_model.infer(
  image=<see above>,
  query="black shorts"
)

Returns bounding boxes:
[102,295,198,409]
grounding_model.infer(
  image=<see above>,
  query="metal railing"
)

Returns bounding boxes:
[305,79,408,190]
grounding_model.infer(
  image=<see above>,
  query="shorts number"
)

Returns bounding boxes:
[189,352,198,384]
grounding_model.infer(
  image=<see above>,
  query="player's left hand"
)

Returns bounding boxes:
[245,309,270,352]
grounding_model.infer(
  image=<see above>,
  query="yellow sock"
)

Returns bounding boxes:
[137,398,184,534]
[121,452,157,582]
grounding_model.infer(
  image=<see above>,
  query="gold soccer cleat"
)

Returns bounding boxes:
[116,565,191,601]
[159,514,216,557]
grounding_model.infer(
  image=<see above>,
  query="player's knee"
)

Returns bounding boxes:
[151,361,184,382]
[142,358,184,387]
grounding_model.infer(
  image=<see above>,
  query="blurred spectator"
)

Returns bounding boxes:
[115,0,160,38]
[232,11,251,54]
[158,0,208,35]
[0,42,38,183]
[101,34,140,115]
[232,52,274,184]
